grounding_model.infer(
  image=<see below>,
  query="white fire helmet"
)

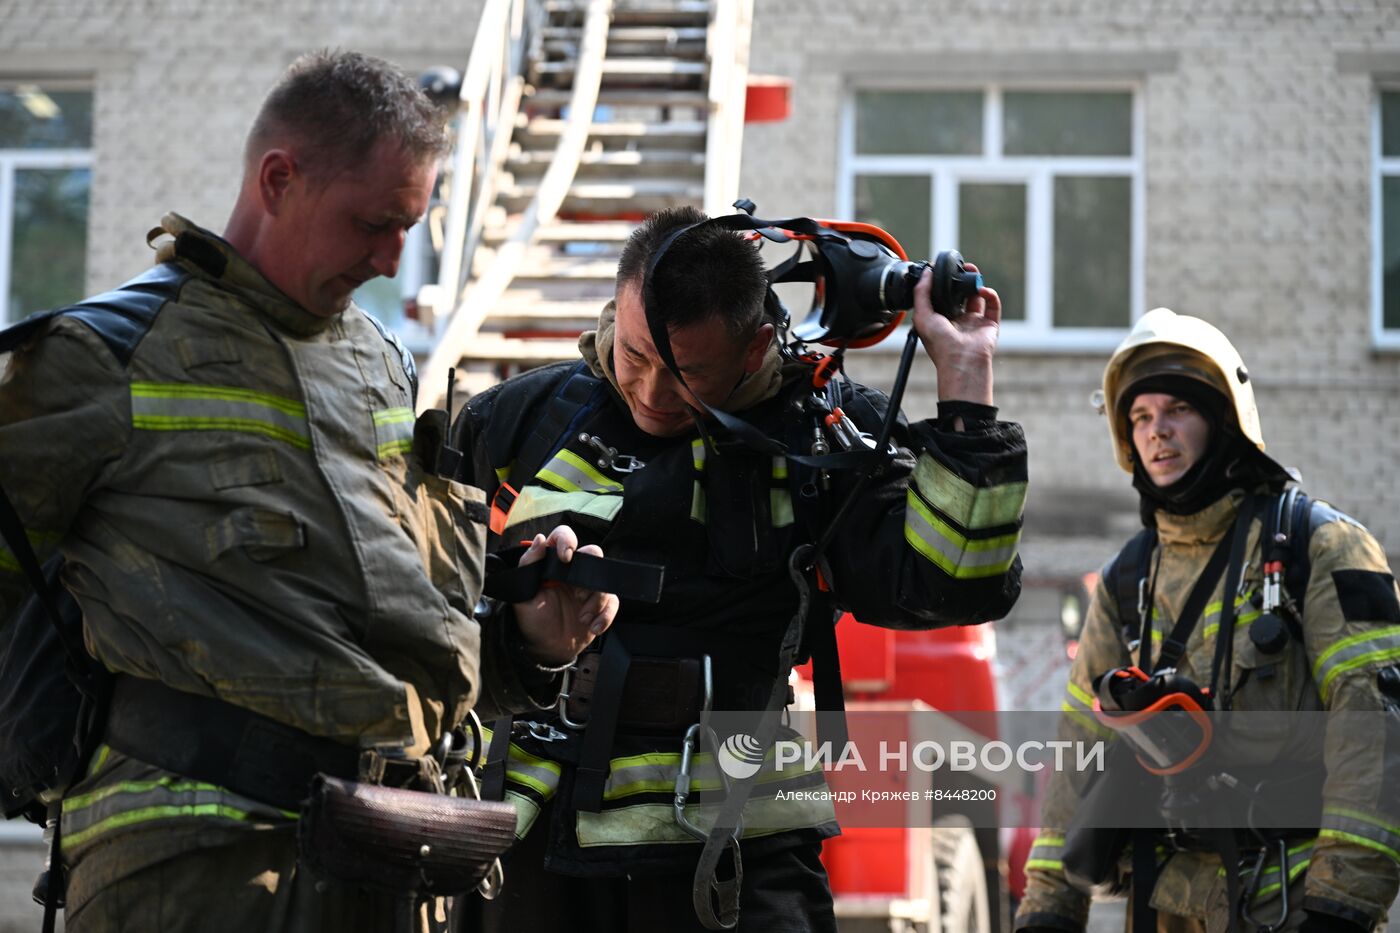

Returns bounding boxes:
[1100,308,1264,474]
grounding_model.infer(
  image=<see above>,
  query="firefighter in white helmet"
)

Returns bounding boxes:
[1015,308,1400,933]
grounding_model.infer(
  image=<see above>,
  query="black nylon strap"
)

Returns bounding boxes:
[1146,511,1242,674]
[1209,496,1260,707]
[1114,528,1157,650]
[0,485,85,670]
[483,549,664,604]
[103,675,359,811]
[1130,829,1158,933]
[503,361,603,499]
[570,634,631,812]
[480,716,514,802]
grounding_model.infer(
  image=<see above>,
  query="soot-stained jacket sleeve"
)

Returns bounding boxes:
[821,381,1026,629]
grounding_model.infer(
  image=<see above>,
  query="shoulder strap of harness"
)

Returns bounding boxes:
[1108,527,1157,650]
[488,361,606,536]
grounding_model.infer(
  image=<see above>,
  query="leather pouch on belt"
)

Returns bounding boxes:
[567,656,702,733]
[297,774,516,895]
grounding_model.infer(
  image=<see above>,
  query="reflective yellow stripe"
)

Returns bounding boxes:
[503,486,625,532]
[1062,702,1116,740]
[690,482,706,523]
[602,749,818,801]
[1319,829,1400,865]
[131,382,310,450]
[373,407,415,460]
[495,464,512,484]
[771,489,794,528]
[86,744,112,779]
[537,449,623,494]
[65,803,275,849]
[911,454,1025,530]
[1065,683,1094,710]
[1314,625,1400,700]
[1025,859,1063,871]
[503,790,542,839]
[772,457,788,480]
[1321,806,1400,863]
[130,382,305,416]
[692,438,706,472]
[576,794,836,847]
[905,490,1019,579]
[480,728,563,800]
[64,778,227,814]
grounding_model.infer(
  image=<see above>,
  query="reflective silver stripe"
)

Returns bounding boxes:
[1313,625,1400,702]
[481,727,563,800]
[691,482,706,523]
[372,407,415,460]
[1322,807,1400,863]
[62,777,290,850]
[503,486,625,533]
[602,749,822,802]
[130,382,310,450]
[576,793,837,846]
[905,490,1019,579]
[912,453,1025,530]
[537,448,624,494]
[692,438,706,472]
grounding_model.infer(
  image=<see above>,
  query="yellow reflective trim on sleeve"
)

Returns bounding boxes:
[1319,829,1400,865]
[64,778,232,814]
[911,454,1026,531]
[905,490,1019,579]
[1314,625,1400,678]
[1033,834,1065,847]
[1065,682,1094,710]
[1024,859,1063,871]
[1324,806,1400,839]
[1062,703,1116,741]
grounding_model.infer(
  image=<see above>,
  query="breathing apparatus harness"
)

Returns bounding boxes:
[633,200,983,929]
[1074,488,1324,933]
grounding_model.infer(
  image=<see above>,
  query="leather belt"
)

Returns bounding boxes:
[565,653,702,734]
[103,675,361,811]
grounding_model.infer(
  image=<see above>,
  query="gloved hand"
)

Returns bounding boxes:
[1298,910,1372,933]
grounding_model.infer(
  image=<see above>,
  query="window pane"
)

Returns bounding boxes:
[855,91,982,156]
[1053,176,1131,328]
[1384,176,1400,330]
[8,168,90,322]
[0,87,94,149]
[1384,91,1400,159]
[1004,91,1132,157]
[854,174,930,263]
[959,183,1026,322]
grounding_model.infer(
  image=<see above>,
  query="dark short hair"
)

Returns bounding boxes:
[246,49,450,180]
[616,207,769,340]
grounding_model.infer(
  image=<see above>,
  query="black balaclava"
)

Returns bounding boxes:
[1121,374,1259,524]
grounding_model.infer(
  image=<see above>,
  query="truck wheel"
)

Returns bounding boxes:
[933,815,991,933]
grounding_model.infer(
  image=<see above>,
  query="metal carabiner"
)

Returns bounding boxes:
[1239,837,1291,933]
[556,663,588,731]
[522,720,569,743]
[579,432,646,474]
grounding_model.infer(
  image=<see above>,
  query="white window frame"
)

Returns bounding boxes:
[838,82,1145,352]
[1373,85,1400,350]
[0,81,95,324]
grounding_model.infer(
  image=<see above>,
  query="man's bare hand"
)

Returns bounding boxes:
[511,525,619,666]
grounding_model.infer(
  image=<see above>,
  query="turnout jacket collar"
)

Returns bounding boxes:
[579,301,787,418]
[148,213,336,338]
[1153,489,1245,548]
